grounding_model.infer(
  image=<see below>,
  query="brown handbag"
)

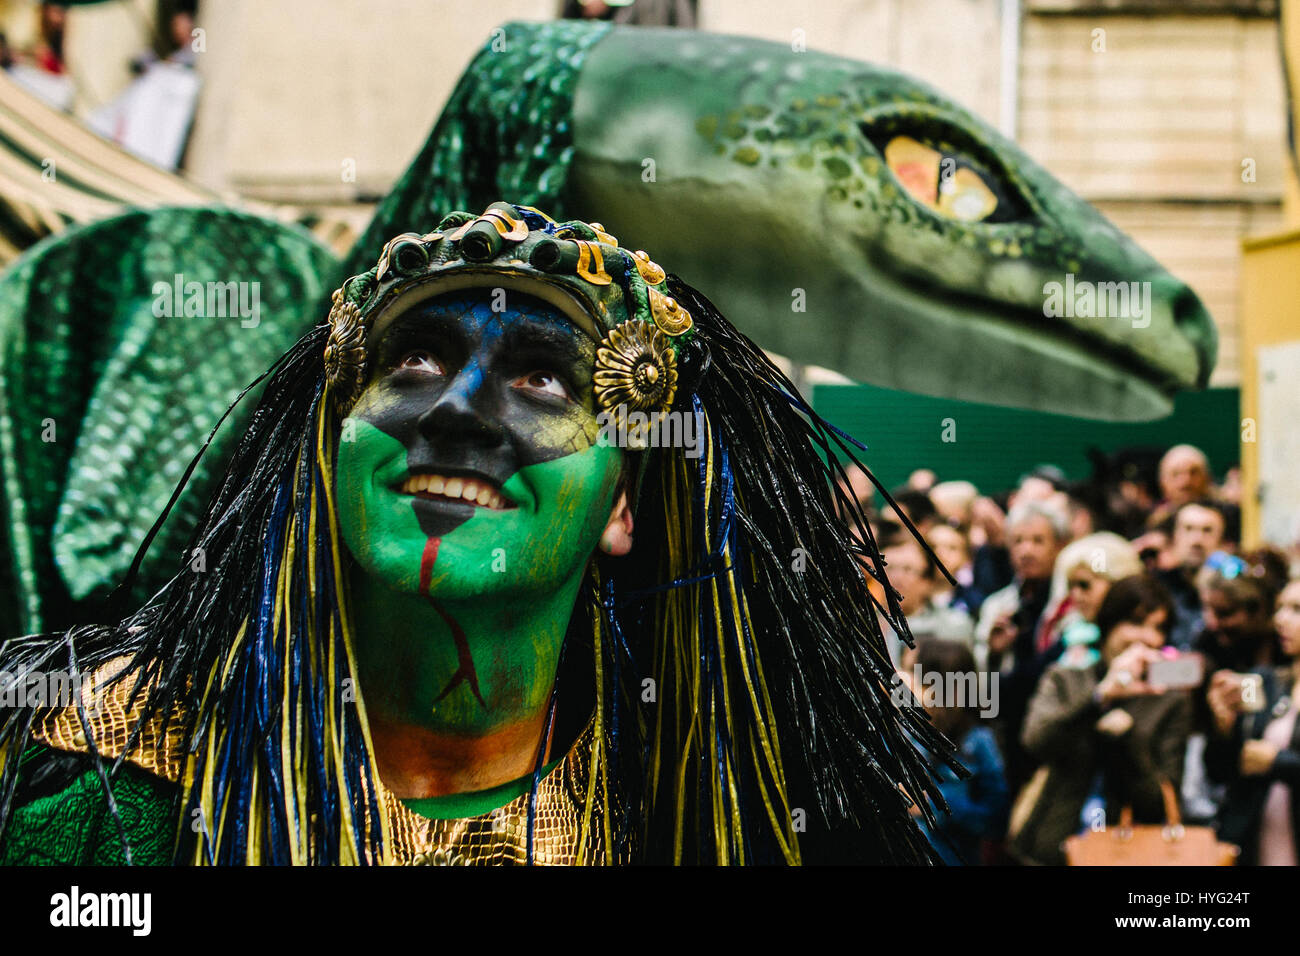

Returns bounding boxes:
[1064,780,1240,866]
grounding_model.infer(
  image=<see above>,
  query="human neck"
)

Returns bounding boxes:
[349,569,583,799]
[1247,635,1274,668]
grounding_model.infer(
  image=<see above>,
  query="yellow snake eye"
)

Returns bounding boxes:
[884,135,940,205]
[884,135,1001,223]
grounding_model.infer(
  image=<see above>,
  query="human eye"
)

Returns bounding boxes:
[512,370,572,403]
[395,350,446,375]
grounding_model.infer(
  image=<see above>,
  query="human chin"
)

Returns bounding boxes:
[422,442,624,601]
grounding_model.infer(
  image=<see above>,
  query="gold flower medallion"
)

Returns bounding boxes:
[324,290,367,414]
[593,320,678,419]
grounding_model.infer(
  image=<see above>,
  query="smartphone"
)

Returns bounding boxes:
[1147,651,1204,690]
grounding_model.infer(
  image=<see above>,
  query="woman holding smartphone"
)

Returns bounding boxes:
[1206,578,1300,865]
[1008,575,1192,865]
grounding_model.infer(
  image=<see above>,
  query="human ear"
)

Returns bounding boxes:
[598,488,634,556]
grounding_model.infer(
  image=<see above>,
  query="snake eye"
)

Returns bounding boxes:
[884,136,1001,223]
[861,119,1035,225]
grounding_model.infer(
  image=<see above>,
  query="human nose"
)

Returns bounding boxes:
[417,361,504,446]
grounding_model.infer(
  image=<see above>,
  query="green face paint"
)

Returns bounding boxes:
[337,418,622,601]
[334,290,625,736]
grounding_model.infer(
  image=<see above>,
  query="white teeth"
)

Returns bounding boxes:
[400,474,510,509]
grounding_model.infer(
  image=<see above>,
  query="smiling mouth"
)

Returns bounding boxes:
[394,473,516,511]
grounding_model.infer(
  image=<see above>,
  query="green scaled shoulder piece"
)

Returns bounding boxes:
[0,206,338,636]
[0,757,176,866]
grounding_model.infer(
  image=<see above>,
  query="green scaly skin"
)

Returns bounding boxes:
[562,25,1215,421]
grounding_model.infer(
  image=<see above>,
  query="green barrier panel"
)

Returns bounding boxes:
[811,383,1240,498]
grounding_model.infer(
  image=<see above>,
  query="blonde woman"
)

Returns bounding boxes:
[1039,532,1144,665]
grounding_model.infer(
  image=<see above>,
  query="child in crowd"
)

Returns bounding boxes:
[902,638,1010,865]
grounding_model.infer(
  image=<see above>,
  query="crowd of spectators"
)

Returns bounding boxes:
[843,444,1300,866]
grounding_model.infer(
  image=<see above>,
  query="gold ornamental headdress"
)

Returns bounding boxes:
[324,201,699,426]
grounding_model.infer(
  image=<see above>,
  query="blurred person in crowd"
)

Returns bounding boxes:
[835,461,875,521]
[1179,549,1282,825]
[930,480,978,531]
[968,490,1005,553]
[1241,548,1290,605]
[1038,532,1144,663]
[976,500,1069,672]
[88,1,202,170]
[968,466,1070,599]
[1157,500,1230,650]
[876,526,974,666]
[33,2,65,75]
[926,523,984,617]
[5,3,72,110]
[131,4,200,73]
[1147,444,1213,529]
[1194,551,1282,674]
[888,487,939,536]
[1131,522,1171,575]
[1218,465,1243,506]
[1018,464,1068,504]
[968,493,1015,595]
[901,638,1009,865]
[834,464,883,571]
[906,468,937,493]
[1064,490,1097,541]
[1086,445,1162,539]
[561,0,697,26]
[975,499,1069,789]
[1009,575,1191,865]
[1161,444,1213,503]
[1204,577,1300,864]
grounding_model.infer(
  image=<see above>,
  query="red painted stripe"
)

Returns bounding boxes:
[418,537,440,594]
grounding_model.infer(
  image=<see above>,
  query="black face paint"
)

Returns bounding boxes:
[349,290,601,539]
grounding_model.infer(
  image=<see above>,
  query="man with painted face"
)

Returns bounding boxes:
[0,202,953,865]
[339,287,632,812]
